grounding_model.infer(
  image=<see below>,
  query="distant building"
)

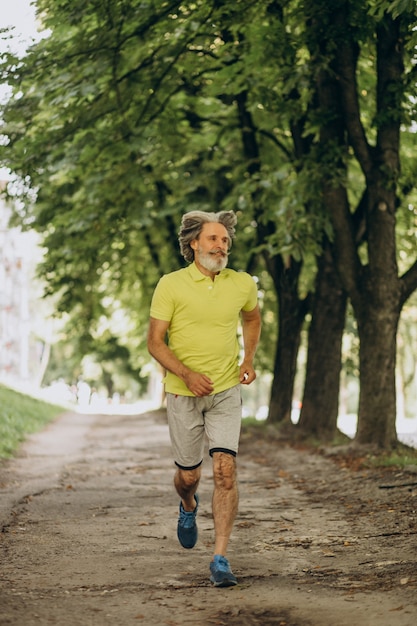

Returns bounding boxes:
[0,184,48,387]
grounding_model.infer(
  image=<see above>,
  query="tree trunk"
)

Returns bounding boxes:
[234,91,308,424]
[355,307,399,447]
[265,254,307,424]
[308,4,410,449]
[351,15,405,447]
[350,161,403,447]
[298,241,347,439]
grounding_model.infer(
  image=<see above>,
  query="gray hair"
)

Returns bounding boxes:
[178,210,237,263]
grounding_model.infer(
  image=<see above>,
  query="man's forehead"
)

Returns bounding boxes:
[201,222,228,236]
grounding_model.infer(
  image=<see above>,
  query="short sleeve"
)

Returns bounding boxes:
[149,275,175,322]
[241,273,258,312]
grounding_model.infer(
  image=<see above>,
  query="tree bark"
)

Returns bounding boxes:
[298,240,347,439]
[265,254,307,424]
[355,303,399,447]
[235,91,308,424]
[315,7,407,448]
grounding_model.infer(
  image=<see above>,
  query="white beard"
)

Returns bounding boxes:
[197,248,228,273]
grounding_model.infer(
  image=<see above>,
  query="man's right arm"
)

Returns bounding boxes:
[147,317,214,397]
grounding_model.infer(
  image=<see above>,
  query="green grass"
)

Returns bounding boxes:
[241,416,266,428]
[0,384,65,459]
[364,445,417,469]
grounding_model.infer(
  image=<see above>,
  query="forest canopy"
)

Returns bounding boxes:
[1,0,417,448]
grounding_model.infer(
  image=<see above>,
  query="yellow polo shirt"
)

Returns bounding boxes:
[150,262,258,396]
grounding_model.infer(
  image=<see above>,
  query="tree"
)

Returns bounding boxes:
[297,240,348,439]
[1,0,416,448]
[2,0,321,413]
[304,0,417,446]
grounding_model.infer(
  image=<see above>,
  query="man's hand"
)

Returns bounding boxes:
[239,362,256,385]
[183,371,214,397]
[148,318,214,396]
[240,305,261,385]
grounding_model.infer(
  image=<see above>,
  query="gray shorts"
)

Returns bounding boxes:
[166,385,242,469]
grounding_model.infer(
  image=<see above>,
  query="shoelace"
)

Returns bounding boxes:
[213,557,230,572]
[179,507,196,528]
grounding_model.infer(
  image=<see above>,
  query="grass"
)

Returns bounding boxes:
[0,384,65,459]
[241,416,266,428]
[364,445,417,470]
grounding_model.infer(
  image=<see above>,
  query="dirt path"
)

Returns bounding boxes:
[0,409,416,626]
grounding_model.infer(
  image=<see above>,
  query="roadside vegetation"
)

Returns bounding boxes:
[0,384,64,459]
[241,417,417,470]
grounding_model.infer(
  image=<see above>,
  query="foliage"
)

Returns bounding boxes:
[0,384,64,458]
[0,0,417,445]
[0,0,323,381]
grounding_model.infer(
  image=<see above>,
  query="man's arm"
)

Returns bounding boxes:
[147,317,214,396]
[239,304,262,384]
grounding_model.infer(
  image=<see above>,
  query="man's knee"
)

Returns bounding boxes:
[212,451,236,489]
[176,467,201,490]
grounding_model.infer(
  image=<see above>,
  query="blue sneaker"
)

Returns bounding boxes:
[177,494,199,549]
[209,555,237,587]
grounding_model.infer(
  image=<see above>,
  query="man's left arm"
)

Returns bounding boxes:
[239,304,262,384]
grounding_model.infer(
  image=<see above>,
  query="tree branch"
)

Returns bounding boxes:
[334,14,374,180]
[400,259,417,306]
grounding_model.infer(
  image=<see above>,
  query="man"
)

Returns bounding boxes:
[147,210,261,587]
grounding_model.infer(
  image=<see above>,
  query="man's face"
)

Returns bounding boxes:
[192,222,230,274]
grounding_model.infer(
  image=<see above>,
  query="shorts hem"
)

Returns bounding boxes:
[174,459,203,471]
[209,447,237,458]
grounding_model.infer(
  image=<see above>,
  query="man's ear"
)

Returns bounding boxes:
[190,239,198,250]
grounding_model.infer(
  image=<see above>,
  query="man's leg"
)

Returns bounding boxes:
[209,451,238,586]
[175,465,201,549]
[211,451,238,555]
[174,466,201,512]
